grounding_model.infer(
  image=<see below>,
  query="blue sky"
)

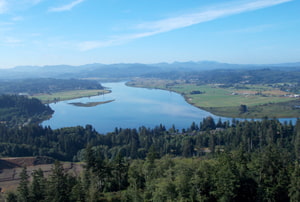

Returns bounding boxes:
[0,0,299,68]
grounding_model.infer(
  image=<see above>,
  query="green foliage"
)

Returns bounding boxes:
[17,167,29,202]
[239,104,248,113]
[289,162,300,202]
[6,192,18,202]
[46,161,70,202]
[200,116,216,131]
[295,119,300,162]
[0,117,297,163]
[0,94,53,127]
[30,169,46,202]
[210,154,239,201]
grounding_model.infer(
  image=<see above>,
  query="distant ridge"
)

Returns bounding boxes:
[0,61,299,80]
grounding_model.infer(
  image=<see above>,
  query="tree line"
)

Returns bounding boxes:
[0,117,299,161]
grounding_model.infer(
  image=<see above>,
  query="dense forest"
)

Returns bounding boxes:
[0,95,53,127]
[0,78,104,95]
[0,117,299,162]
[2,117,300,201]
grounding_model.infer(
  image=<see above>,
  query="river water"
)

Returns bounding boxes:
[42,82,296,134]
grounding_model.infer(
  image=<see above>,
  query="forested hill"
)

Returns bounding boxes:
[0,78,103,95]
[1,118,300,201]
[0,95,53,127]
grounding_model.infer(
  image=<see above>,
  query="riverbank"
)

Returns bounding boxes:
[126,79,300,118]
[31,89,111,104]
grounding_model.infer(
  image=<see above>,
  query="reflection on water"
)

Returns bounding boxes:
[42,82,296,134]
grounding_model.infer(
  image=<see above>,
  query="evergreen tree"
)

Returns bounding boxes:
[234,149,258,202]
[256,145,290,201]
[200,116,216,131]
[6,192,18,202]
[295,119,300,162]
[29,169,46,202]
[17,167,29,202]
[126,160,145,201]
[212,153,239,202]
[289,162,300,202]
[70,178,86,202]
[143,145,159,200]
[112,152,129,191]
[46,161,69,202]
[84,144,96,170]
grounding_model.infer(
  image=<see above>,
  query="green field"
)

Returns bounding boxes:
[31,89,110,104]
[128,79,300,118]
[171,84,293,107]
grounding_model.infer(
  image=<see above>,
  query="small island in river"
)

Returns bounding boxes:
[69,99,115,107]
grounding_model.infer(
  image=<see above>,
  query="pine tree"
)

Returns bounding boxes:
[211,153,239,202]
[17,167,29,202]
[70,178,86,202]
[84,144,96,170]
[295,119,300,162]
[29,168,46,201]
[46,161,69,202]
[112,152,129,191]
[256,145,289,201]
[6,192,18,202]
[289,162,300,202]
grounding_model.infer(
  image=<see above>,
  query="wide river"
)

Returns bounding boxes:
[42,82,296,134]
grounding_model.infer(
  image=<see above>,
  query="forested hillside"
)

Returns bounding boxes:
[0,78,103,95]
[0,95,53,127]
[2,118,300,201]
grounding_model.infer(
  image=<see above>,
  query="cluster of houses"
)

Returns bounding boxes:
[231,91,300,98]
[284,94,300,98]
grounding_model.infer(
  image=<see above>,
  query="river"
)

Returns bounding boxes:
[42,82,296,134]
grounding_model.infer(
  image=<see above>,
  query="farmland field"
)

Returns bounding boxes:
[127,79,300,118]
[171,84,294,107]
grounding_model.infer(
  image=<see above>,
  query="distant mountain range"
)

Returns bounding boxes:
[1,61,300,80]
